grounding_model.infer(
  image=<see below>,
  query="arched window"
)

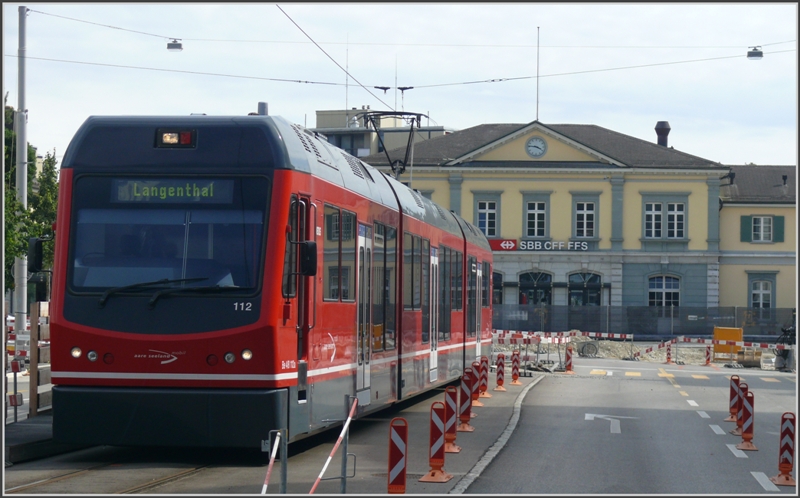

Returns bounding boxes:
[568,272,602,306]
[519,272,552,305]
[648,276,680,307]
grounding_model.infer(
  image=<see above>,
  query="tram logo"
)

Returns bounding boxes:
[133,349,184,364]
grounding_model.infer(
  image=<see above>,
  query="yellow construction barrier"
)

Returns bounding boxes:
[713,326,743,362]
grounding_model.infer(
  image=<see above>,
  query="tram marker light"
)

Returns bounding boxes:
[71,347,82,358]
[207,354,218,366]
[156,129,197,148]
[242,349,253,361]
[87,351,98,362]
[103,353,114,364]
[224,352,236,364]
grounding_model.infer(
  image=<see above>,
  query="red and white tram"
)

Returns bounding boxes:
[36,111,492,448]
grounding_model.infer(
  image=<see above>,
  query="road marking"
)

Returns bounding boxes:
[697,411,710,419]
[625,371,641,377]
[590,370,606,376]
[658,372,675,378]
[787,377,796,383]
[585,413,637,434]
[727,444,748,458]
[710,425,726,434]
[679,391,689,396]
[692,374,709,379]
[687,400,699,407]
[751,472,780,491]
[760,377,780,383]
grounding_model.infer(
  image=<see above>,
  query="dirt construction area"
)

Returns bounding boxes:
[492,333,778,370]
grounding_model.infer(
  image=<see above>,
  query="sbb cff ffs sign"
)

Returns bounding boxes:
[489,239,589,251]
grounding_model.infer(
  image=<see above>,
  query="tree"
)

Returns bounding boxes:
[29,150,59,269]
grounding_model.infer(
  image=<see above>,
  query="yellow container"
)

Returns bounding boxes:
[713,326,743,361]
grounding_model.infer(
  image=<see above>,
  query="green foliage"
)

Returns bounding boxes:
[4,103,59,292]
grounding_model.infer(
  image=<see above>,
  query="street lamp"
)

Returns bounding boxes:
[167,39,183,51]
[746,46,763,60]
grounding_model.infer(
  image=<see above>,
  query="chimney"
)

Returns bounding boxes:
[782,174,788,186]
[655,121,671,147]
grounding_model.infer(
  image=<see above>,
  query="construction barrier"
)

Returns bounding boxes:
[725,375,740,422]
[731,382,748,436]
[770,412,796,486]
[457,370,475,432]
[261,430,282,494]
[443,386,460,453]
[713,326,743,361]
[419,401,453,483]
[387,418,408,494]
[678,336,794,351]
[665,343,674,364]
[493,329,633,340]
[705,346,711,366]
[494,353,506,391]
[736,391,757,451]
[633,337,680,359]
[511,350,522,385]
[470,361,483,407]
[564,345,575,374]
[479,356,491,398]
[309,398,358,494]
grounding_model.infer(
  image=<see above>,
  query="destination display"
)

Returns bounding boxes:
[112,179,234,204]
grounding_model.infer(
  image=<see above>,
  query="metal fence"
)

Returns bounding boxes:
[492,305,796,341]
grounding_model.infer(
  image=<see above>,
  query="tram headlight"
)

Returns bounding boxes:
[241,349,253,361]
[70,347,82,358]
[224,352,236,364]
[87,351,98,362]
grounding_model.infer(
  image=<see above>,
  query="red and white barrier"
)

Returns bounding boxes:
[494,353,506,391]
[725,375,740,422]
[770,412,796,486]
[494,329,633,340]
[387,417,408,493]
[677,336,795,351]
[309,398,358,494]
[8,392,23,407]
[736,391,757,451]
[511,350,522,385]
[419,401,453,483]
[564,345,575,375]
[665,343,674,364]
[261,431,282,494]
[731,382,749,436]
[705,346,711,366]
[457,369,475,432]
[479,356,491,398]
[470,361,484,407]
[443,386,460,453]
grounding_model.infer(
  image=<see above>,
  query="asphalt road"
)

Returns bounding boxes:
[464,357,797,494]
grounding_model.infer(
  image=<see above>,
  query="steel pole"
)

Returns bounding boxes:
[13,6,28,338]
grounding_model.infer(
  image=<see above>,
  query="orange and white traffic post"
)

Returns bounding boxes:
[665,342,674,364]
[736,391,757,451]
[770,412,796,486]
[457,370,475,432]
[511,350,522,385]
[471,361,484,407]
[731,382,748,436]
[443,386,461,453]
[419,401,453,483]
[387,418,408,494]
[479,356,491,398]
[564,345,576,374]
[704,346,711,366]
[494,353,507,391]
[725,375,740,422]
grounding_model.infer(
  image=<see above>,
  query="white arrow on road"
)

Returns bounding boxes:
[585,413,638,433]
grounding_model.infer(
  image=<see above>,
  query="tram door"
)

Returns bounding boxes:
[429,247,439,383]
[356,223,372,407]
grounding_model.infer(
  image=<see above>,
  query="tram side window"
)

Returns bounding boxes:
[403,232,424,311]
[421,238,430,344]
[384,227,397,350]
[482,262,491,307]
[340,211,356,302]
[439,246,451,341]
[282,196,299,297]
[373,224,385,352]
[467,256,477,337]
[450,250,463,311]
[324,206,355,301]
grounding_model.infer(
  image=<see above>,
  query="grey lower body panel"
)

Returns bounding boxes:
[52,385,288,448]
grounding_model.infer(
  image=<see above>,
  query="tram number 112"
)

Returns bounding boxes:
[234,302,253,311]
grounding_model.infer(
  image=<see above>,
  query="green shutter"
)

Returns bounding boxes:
[773,216,784,242]
[740,216,752,242]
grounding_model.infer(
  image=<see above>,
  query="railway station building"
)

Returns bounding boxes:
[313,112,796,334]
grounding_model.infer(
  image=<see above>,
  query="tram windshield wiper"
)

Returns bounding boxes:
[147,284,240,309]
[98,277,209,308]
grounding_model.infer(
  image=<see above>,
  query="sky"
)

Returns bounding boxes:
[2,2,798,167]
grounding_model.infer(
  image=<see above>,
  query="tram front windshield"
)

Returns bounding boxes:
[69,176,268,293]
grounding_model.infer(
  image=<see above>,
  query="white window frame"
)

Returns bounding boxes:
[526,201,547,238]
[645,203,662,239]
[575,202,595,238]
[667,203,685,239]
[477,200,497,237]
[752,216,773,242]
